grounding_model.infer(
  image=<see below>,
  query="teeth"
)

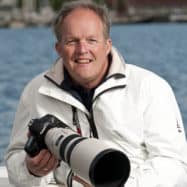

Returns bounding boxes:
[75,59,91,63]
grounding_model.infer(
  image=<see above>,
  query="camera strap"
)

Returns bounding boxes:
[72,107,82,136]
[72,106,98,138]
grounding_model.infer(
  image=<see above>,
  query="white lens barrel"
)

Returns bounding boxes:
[45,128,130,187]
[68,138,130,186]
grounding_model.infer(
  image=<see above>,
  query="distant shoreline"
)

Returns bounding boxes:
[2,18,187,29]
[1,10,187,28]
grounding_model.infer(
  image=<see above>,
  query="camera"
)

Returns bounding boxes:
[24,114,130,187]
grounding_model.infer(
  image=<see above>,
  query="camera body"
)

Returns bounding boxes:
[24,114,130,187]
[24,114,70,157]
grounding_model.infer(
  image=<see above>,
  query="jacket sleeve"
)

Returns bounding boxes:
[4,87,71,187]
[126,76,187,187]
[5,95,46,187]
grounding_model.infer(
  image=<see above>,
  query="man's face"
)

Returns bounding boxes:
[56,8,112,89]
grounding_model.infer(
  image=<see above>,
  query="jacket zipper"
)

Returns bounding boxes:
[86,109,99,138]
[88,84,127,139]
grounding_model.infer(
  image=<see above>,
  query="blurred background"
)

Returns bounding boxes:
[0,0,187,165]
[1,0,187,27]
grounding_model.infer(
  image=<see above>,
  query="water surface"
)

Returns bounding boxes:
[0,23,187,164]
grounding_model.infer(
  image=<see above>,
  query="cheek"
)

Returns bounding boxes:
[95,50,108,62]
[61,48,74,64]
[60,51,74,70]
[98,45,110,56]
[62,48,71,58]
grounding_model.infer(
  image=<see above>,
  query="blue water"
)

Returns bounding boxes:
[0,23,187,164]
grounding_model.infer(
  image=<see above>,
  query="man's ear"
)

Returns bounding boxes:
[55,42,62,56]
[106,38,112,55]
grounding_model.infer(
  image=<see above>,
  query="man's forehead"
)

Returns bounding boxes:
[62,8,101,23]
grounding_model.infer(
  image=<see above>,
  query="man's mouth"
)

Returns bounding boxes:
[75,59,92,64]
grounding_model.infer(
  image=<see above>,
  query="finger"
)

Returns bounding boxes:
[37,150,52,168]
[37,153,57,175]
[39,158,59,176]
[26,150,51,173]
[30,150,50,168]
[26,149,58,176]
[25,155,44,176]
[43,157,59,173]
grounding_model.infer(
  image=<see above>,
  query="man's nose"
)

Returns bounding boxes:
[76,41,89,54]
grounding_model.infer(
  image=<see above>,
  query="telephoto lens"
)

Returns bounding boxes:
[25,114,131,187]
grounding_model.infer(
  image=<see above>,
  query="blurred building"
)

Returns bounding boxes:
[21,0,49,12]
[105,0,187,22]
[105,0,187,13]
[0,0,16,26]
[0,0,16,7]
[0,0,53,27]
[127,0,187,14]
[1,0,187,27]
[127,0,187,7]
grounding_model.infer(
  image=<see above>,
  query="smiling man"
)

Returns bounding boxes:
[55,7,111,90]
[5,1,187,187]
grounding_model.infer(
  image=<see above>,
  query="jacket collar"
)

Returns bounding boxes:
[39,47,127,113]
[44,57,64,86]
[107,47,126,78]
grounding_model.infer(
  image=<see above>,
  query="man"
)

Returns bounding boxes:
[5,0,187,187]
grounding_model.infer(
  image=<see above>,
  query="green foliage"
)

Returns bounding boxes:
[48,0,106,11]
[17,0,41,11]
[17,0,23,8]
[36,0,40,12]
[93,0,105,5]
[49,0,65,11]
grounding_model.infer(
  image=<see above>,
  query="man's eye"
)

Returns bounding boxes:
[66,40,77,45]
[87,39,98,44]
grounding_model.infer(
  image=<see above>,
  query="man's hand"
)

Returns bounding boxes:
[25,149,59,177]
[73,175,93,187]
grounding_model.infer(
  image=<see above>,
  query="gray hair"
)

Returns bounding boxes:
[53,0,111,41]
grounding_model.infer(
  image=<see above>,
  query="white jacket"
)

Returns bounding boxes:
[5,48,187,187]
